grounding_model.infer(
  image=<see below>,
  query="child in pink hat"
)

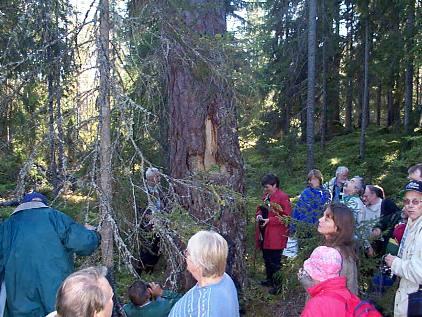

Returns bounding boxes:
[300,246,381,317]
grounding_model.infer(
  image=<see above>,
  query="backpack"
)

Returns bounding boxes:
[329,292,383,317]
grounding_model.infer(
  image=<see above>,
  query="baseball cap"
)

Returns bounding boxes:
[404,180,422,193]
[22,192,49,205]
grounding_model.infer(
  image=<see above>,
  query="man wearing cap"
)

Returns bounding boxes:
[385,180,422,317]
[0,192,101,317]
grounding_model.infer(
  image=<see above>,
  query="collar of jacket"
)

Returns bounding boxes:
[307,276,347,297]
[12,201,48,215]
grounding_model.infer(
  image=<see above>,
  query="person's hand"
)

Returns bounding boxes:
[148,282,163,298]
[371,228,382,238]
[84,223,96,230]
[366,246,375,257]
[262,219,269,227]
[384,254,396,268]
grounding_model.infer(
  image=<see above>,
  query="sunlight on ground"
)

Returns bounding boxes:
[62,193,95,204]
[383,150,399,163]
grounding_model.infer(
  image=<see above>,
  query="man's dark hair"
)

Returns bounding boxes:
[261,174,280,188]
[366,185,385,199]
[128,281,149,306]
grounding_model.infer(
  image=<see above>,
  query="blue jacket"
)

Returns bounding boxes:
[0,202,100,317]
[291,186,330,232]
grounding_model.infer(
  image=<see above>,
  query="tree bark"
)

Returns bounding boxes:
[376,83,382,126]
[166,0,245,289]
[320,0,327,149]
[306,0,317,170]
[404,0,415,133]
[98,0,114,270]
[360,15,369,160]
[345,0,354,132]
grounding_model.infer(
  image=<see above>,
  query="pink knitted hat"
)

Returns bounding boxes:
[303,246,342,282]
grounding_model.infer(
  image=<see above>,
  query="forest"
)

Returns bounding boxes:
[0,0,421,316]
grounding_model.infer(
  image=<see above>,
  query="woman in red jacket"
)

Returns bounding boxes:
[256,174,291,291]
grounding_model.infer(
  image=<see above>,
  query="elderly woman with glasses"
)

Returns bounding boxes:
[385,180,422,317]
[168,231,239,317]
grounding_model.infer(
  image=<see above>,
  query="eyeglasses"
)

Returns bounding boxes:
[403,199,422,206]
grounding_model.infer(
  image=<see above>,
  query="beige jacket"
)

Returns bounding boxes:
[391,215,422,317]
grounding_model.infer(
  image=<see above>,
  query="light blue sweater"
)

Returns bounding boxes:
[168,273,239,317]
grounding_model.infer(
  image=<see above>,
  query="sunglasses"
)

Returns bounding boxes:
[403,199,422,206]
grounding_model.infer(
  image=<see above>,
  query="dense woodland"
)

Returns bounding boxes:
[0,0,421,316]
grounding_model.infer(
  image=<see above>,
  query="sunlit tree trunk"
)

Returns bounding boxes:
[98,0,113,271]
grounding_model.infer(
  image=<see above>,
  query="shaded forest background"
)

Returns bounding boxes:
[0,0,421,316]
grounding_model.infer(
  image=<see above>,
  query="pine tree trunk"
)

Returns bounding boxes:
[320,0,327,149]
[376,84,382,126]
[306,0,317,170]
[98,0,114,270]
[360,15,369,160]
[167,0,245,289]
[404,0,415,133]
[345,0,354,132]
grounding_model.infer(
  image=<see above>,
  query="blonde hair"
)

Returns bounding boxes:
[56,267,109,317]
[187,231,228,278]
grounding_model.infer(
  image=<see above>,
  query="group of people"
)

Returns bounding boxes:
[0,163,421,317]
[255,163,422,317]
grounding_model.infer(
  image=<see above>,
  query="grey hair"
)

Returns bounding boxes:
[56,266,109,317]
[351,176,365,195]
[336,166,349,176]
[145,167,159,179]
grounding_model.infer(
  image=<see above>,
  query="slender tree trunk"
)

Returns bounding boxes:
[98,0,113,270]
[404,0,415,133]
[345,0,354,132]
[306,0,317,170]
[376,83,382,126]
[360,15,369,160]
[387,86,394,126]
[320,0,327,149]
[54,5,66,184]
[167,0,245,289]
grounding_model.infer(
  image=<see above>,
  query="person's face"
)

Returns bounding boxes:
[363,187,376,205]
[263,184,277,195]
[309,176,320,188]
[343,178,359,196]
[147,173,160,186]
[337,172,349,185]
[409,170,422,182]
[96,277,114,317]
[403,191,422,222]
[185,248,201,282]
[318,207,338,237]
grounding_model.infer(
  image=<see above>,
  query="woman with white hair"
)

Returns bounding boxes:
[168,231,239,317]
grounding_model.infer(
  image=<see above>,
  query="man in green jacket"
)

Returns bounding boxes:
[123,281,181,317]
[0,192,101,317]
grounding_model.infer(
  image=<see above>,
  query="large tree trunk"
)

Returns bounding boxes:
[404,0,415,133]
[360,15,369,160]
[306,0,317,170]
[167,0,245,289]
[98,0,113,272]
